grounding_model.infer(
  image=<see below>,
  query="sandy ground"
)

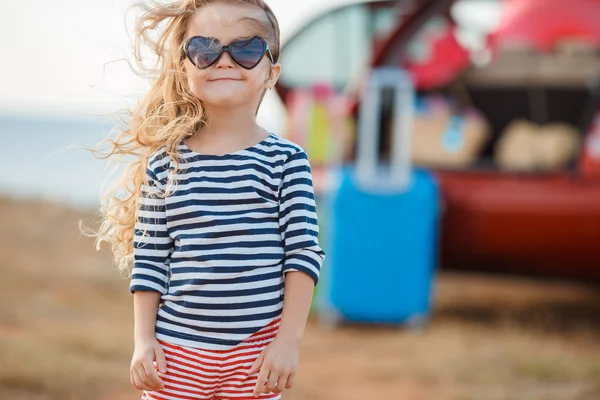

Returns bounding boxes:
[0,196,599,400]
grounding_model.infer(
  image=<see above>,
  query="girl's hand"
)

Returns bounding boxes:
[130,337,167,391]
[248,336,299,397]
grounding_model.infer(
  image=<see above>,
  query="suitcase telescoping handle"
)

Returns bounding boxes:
[356,67,415,192]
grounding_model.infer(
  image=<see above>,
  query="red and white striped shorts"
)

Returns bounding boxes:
[141,317,282,400]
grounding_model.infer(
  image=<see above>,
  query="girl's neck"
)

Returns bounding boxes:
[202,105,257,135]
[188,105,267,153]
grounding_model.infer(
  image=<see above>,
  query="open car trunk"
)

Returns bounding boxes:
[424,45,600,281]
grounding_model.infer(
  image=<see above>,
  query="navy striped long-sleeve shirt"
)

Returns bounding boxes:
[129,133,326,350]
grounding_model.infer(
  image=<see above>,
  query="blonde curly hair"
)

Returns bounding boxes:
[82,0,280,275]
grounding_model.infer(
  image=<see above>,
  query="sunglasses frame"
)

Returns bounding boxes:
[184,36,275,70]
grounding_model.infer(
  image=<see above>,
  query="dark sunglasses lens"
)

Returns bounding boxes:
[186,37,221,68]
[230,37,266,68]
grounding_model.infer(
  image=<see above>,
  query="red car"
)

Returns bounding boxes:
[274,0,600,282]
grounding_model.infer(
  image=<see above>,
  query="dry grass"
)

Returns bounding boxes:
[0,196,599,400]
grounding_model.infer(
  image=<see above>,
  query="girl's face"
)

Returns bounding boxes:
[183,2,281,110]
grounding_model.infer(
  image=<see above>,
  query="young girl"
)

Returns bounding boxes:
[90,1,325,399]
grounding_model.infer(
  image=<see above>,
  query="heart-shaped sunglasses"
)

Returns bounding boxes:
[184,36,275,70]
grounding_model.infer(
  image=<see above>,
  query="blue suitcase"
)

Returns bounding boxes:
[317,68,440,326]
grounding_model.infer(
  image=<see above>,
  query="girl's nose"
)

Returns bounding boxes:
[215,51,235,68]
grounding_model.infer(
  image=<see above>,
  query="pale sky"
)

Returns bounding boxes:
[0,0,349,120]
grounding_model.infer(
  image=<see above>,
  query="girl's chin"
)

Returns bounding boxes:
[198,93,259,109]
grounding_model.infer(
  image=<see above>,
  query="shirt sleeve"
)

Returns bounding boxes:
[279,150,326,286]
[129,161,174,295]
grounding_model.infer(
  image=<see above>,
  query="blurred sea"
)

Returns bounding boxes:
[0,113,125,210]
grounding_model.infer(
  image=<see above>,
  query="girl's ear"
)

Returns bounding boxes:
[265,63,281,89]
